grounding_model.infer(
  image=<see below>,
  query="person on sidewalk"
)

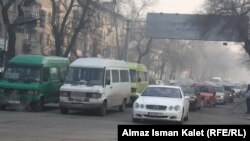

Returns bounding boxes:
[245,84,250,114]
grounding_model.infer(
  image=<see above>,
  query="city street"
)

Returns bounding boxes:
[0,98,249,141]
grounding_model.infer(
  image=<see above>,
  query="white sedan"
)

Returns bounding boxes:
[132,85,190,124]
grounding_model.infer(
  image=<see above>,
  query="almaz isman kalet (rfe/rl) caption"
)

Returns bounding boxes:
[118,125,249,139]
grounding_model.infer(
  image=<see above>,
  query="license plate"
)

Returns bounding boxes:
[71,97,85,103]
[8,100,21,104]
[71,92,85,97]
[148,112,163,116]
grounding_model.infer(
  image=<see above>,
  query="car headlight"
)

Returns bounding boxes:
[140,104,144,109]
[134,103,139,109]
[27,90,38,95]
[60,91,69,97]
[91,93,102,98]
[168,106,173,110]
[174,105,180,111]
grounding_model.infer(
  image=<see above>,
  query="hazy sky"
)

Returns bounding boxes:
[149,0,206,14]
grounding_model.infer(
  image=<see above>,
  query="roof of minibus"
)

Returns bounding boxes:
[127,62,147,71]
[9,55,70,67]
[70,58,128,68]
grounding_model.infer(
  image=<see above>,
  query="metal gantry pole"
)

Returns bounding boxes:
[123,20,131,61]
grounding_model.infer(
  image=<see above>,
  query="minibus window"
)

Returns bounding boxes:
[3,64,42,83]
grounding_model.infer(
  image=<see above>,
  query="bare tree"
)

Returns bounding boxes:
[114,0,155,60]
[200,0,250,56]
[50,0,94,57]
[158,41,172,80]
[0,0,37,64]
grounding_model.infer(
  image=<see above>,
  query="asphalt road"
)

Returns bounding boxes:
[0,98,249,141]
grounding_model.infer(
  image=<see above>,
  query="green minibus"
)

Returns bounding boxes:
[0,55,70,111]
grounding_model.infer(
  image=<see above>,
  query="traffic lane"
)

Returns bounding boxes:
[0,99,249,141]
[0,107,132,141]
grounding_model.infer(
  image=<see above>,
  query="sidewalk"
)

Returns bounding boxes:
[232,98,250,120]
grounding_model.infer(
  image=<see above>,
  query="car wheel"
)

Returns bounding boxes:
[177,110,184,125]
[98,102,107,116]
[60,107,68,114]
[200,100,204,108]
[0,105,7,110]
[193,105,198,111]
[184,111,189,121]
[31,98,45,112]
[119,99,126,112]
[132,115,140,123]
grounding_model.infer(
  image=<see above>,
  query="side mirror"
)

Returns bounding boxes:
[136,93,141,97]
[43,68,49,82]
[43,75,48,82]
[106,78,110,85]
[138,78,141,82]
[60,78,64,83]
[184,96,190,99]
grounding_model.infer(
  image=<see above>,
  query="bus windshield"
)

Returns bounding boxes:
[3,64,41,83]
[65,67,104,86]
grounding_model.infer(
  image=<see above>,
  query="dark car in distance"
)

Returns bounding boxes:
[223,85,234,103]
[179,84,202,111]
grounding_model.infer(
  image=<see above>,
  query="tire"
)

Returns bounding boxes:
[98,102,107,116]
[200,100,204,108]
[193,105,198,112]
[60,107,68,114]
[132,116,140,123]
[31,98,45,112]
[184,110,189,121]
[119,99,126,112]
[177,110,184,125]
[0,105,7,110]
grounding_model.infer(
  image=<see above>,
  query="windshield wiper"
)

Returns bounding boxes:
[79,79,87,85]
[7,78,18,82]
[22,78,37,83]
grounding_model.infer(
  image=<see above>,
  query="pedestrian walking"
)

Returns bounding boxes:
[245,84,250,114]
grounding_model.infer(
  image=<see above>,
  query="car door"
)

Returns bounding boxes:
[48,67,61,102]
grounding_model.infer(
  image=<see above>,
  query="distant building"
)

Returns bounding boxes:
[0,0,126,60]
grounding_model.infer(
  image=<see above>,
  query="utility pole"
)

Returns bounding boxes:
[123,20,131,61]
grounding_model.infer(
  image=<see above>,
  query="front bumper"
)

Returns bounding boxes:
[59,101,102,110]
[132,108,182,122]
[0,93,38,107]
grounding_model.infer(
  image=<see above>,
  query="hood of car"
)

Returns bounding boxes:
[200,92,213,97]
[216,92,225,96]
[136,96,183,106]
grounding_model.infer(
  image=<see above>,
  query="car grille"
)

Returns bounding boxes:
[146,105,167,110]
[144,115,168,118]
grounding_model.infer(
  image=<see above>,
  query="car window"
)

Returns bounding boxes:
[142,87,182,98]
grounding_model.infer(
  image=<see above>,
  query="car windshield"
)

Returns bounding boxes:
[223,86,232,91]
[180,85,195,93]
[232,85,241,89]
[142,87,182,98]
[129,70,136,82]
[3,64,41,83]
[197,86,212,93]
[215,86,224,92]
[65,67,104,86]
